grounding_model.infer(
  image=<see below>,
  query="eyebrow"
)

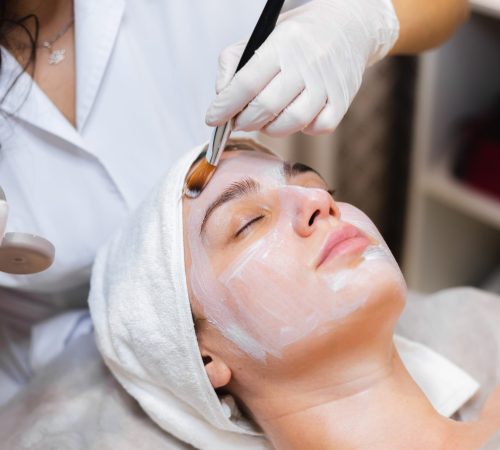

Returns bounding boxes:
[282,161,322,180]
[199,161,322,236]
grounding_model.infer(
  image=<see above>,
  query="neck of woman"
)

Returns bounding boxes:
[7,0,69,25]
[4,0,72,47]
[244,344,475,450]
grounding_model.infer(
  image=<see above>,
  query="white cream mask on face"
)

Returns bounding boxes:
[187,153,406,362]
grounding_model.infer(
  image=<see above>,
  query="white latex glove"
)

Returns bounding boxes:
[205,0,399,136]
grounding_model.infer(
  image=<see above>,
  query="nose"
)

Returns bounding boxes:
[287,187,339,237]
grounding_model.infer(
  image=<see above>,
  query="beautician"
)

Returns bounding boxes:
[0,0,468,406]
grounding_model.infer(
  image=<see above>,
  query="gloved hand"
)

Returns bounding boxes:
[205,0,399,137]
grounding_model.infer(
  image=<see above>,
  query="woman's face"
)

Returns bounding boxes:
[183,149,406,371]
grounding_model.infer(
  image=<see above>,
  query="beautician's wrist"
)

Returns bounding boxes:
[388,0,469,55]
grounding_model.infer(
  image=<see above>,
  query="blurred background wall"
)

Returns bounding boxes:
[259,5,500,295]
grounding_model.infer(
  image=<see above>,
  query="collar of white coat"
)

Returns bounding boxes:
[0,0,124,148]
[394,335,479,417]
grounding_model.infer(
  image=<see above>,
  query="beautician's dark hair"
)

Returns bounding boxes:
[0,1,39,105]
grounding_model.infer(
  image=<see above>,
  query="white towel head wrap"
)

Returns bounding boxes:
[89,140,271,449]
[89,139,478,449]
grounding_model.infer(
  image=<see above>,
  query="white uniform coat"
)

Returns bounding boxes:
[0,0,264,403]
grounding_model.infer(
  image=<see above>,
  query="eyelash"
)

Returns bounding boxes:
[235,215,265,238]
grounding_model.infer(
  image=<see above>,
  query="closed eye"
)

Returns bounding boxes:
[235,215,265,238]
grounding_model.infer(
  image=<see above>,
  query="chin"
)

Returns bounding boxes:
[314,267,403,354]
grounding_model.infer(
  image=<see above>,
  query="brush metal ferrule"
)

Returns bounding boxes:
[206,120,233,166]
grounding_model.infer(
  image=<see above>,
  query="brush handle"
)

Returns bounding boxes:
[206,120,233,166]
[236,0,285,73]
[206,0,285,167]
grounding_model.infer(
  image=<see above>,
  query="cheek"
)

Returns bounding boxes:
[218,229,322,359]
[192,224,321,362]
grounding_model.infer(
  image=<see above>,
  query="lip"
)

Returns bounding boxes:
[316,223,370,269]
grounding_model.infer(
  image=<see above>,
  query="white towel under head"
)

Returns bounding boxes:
[89,140,478,450]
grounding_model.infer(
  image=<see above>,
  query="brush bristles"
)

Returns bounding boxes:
[184,160,216,198]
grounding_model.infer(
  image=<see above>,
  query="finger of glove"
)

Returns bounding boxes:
[215,40,247,94]
[263,87,327,138]
[302,103,340,135]
[233,70,305,132]
[301,63,351,135]
[206,42,280,126]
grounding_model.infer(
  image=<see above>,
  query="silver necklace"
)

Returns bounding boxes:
[39,18,75,65]
[12,17,74,65]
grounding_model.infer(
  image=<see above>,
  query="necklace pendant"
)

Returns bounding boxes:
[48,49,66,65]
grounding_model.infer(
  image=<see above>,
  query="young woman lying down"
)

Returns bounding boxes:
[89,139,500,450]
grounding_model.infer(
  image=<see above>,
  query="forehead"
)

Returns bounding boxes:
[188,150,285,206]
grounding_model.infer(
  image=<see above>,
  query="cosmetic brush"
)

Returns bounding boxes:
[184,0,285,198]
